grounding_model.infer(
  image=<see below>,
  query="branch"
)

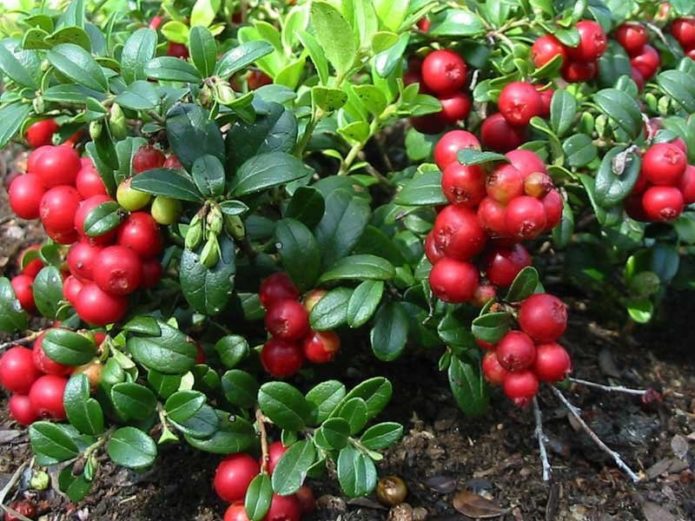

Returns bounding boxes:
[256,409,270,474]
[0,332,40,352]
[569,377,648,396]
[551,387,641,483]
[533,397,552,482]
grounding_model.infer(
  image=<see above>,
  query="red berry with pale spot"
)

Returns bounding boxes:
[506,149,547,178]
[477,197,509,238]
[433,130,481,170]
[429,258,479,303]
[259,273,300,309]
[265,300,310,341]
[642,143,687,186]
[482,351,508,386]
[498,82,544,127]
[484,243,532,287]
[63,275,83,305]
[531,35,567,68]
[40,185,81,235]
[93,245,144,296]
[32,145,81,188]
[566,20,607,62]
[117,212,163,258]
[486,164,525,204]
[67,241,102,281]
[421,50,468,96]
[505,196,547,240]
[302,330,340,364]
[641,186,684,222]
[503,370,539,407]
[74,283,128,325]
[132,145,166,174]
[441,163,486,208]
[518,293,568,343]
[0,347,40,394]
[480,113,527,152]
[260,338,304,378]
[534,343,572,382]
[524,172,553,199]
[266,441,287,474]
[671,18,695,49]
[213,453,260,503]
[615,23,648,55]
[432,205,486,260]
[496,331,536,372]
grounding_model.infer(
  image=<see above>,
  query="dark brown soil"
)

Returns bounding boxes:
[1,152,694,521]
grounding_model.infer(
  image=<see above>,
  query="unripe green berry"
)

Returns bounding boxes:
[151,196,182,225]
[117,178,151,211]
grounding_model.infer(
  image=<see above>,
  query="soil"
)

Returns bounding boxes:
[0,152,694,521]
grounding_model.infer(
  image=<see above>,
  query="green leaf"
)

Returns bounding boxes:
[316,417,350,449]
[373,0,408,31]
[0,103,32,148]
[471,312,511,344]
[360,422,403,450]
[245,474,272,521]
[126,320,197,374]
[58,0,86,29]
[47,43,108,91]
[258,382,311,431]
[191,0,219,28]
[111,382,157,421]
[429,9,485,36]
[114,80,160,110]
[219,200,250,216]
[334,398,368,434]
[32,266,63,319]
[306,380,346,423]
[353,85,387,116]
[171,404,219,438]
[343,377,392,419]
[448,355,488,416]
[550,90,577,137]
[166,104,225,172]
[437,313,476,351]
[274,218,321,291]
[271,440,316,495]
[58,465,92,502]
[657,70,695,113]
[597,42,632,88]
[231,152,308,196]
[347,280,384,328]
[458,149,508,166]
[315,189,370,268]
[370,303,408,362]
[337,446,377,497]
[144,57,202,83]
[191,155,225,197]
[215,40,274,78]
[184,412,256,453]
[594,88,642,137]
[84,201,123,237]
[594,146,642,207]
[64,374,104,435]
[562,134,597,168]
[188,26,217,77]
[505,267,540,302]
[112,136,147,187]
[319,255,394,284]
[297,31,329,85]
[165,390,206,423]
[107,427,157,469]
[626,297,653,323]
[374,32,409,77]
[312,86,348,111]
[29,422,79,462]
[0,277,28,333]
[131,169,203,202]
[42,329,97,366]
[309,287,352,331]
[148,370,181,399]
[221,370,259,409]
[215,335,249,368]
[394,172,447,206]
[285,187,325,228]
[0,39,40,89]
[310,2,357,77]
[121,28,157,84]
[180,234,236,315]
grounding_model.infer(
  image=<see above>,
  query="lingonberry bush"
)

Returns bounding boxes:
[0,0,694,517]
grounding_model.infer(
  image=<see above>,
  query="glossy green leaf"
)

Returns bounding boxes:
[121,28,157,83]
[48,43,108,91]
[111,382,157,421]
[471,312,511,344]
[189,26,217,77]
[394,172,447,206]
[360,422,403,450]
[347,280,384,328]
[271,440,316,495]
[144,57,202,83]
[448,355,488,416]
[245,474,272,521]
[42,329,97,366]
[337,446,377,497]
[0,277,28,333]
[370,303,408,361]
[231,152,309,196]
[221,370,259,409]
[258,382,311,431]
[274,218,321,291]
[310,2,357,77]
[64,374,104,435]
[131,168,203,202]
[107,427,157,469]
[126,320,197,374]
[165,390,206,423]
[32,266,64,319]
[505,267,540,302]
[215,40,274,78]
[309,287,352,331]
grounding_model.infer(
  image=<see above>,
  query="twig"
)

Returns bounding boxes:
[569,378,648,397]
[256,409,270,474]
[0,332,40,352]
[0,457,32,507]
[551,387,641,483]
[533,397,552,482]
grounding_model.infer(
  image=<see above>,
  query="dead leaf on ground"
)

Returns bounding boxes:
[347,497,387,510]
[453,490,506,519]
[0,430,22,444]
[670,435,688,460]
[425,475,457,494]
[598,348,621,378]
[641,502,677,521]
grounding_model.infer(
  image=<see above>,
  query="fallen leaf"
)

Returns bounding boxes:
[0,430,22,444]
[598,348,621,378]
[425,475,457,494]
[642,502,677,521]
[670,435,688,460]
[646,459,671,480]
[348,497,387,510]
[453,490,506,519]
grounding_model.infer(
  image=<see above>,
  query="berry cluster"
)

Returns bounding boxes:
[532,20,608,83]
[7,144,168,326]
[0,330,105,426]
[405,49,472,134]
[625,139,694,222]
[426,130,562,303]
[614,22,660,89]
[671,17,695,60]
[214,445,314,521]
[481,294,571,406]
[259,274,341,378]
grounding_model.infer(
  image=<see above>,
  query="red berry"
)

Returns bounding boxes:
[561,60,597,82]
[477,339,495,351]
[486,164,525,204]
[433,130,481,170]
[266,441,287,474]
[74,194,117,245]
[213,453,260,502]
[132,145,166,174]
[641,186,684,222]
[518,293,568,342]
[438,92,472,124]
[417,17,431,32]
[261,338,304,378]
[295,485,316,514]
[403,69,422,87]
[302,289,327,314]
[428,257,479,303]
[302,330,340,364]
[424,232,445,264]
[538,89,553,118]
[163,155,183,170]
[26,146,49,173]
[615,23,648,55]
[630,44,660,80]
[642,143,686,185]
[166,42,189,59]
[566,20,607,62]
[671,18,695,49]
[432,205,487,260]
[679,165,695,204]
[149,15,163,30]
[93,245,143,296]
[496,331,536,371]
[224,503,249,521]
[482,351,509,386]
[410,114,446,135]
[33,332,72,376]
[117,212,163,258]
[421,50,468,96]
[477,197,509,238]
[441,163,486,207]
[76,158,108,198]
[504,196,547,240]
[11,274,36,313]
[8,394,38,426]
[247,70,272,90]
[534,343,572,382]
[480,113,527,152]
[505,149,547,178]
[0,347,40,394]
[40,185,81,235]
[67,241,102,281]
[484,243,532,287]
[625,193,649,221]
[29,374,67,420]
[8,174,46,220]
[21,258,43,279]
[32,145,81,188]
[141,258,163,288]
[25,119,58,149]
[542,189,564,230]
[687,48,695,60]
[671,138,688,155]
[498,82,544,127]
[531,35,567,68]
[265,300,310,341]
[503,370,539,407]
[259,273,300,309]
[63,275,83,305]
[473,284,497,307]
[4,500,37,521]
[265,494,301,521]
[524,172,554,199]
[74,283,128,325]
